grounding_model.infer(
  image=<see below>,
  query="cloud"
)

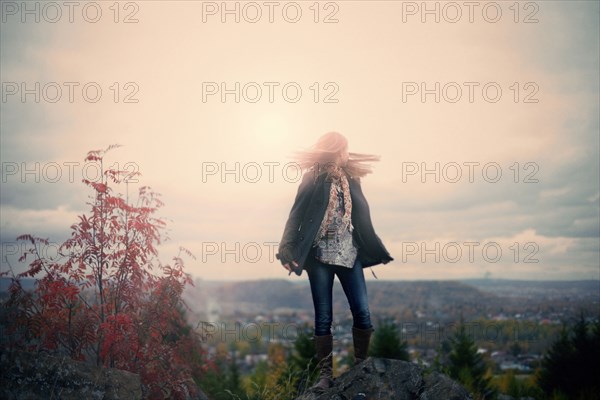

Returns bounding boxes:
[1,1,597,281]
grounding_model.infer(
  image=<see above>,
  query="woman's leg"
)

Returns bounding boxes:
[306,257,336,336]
[336,258,373,330]
[337,259,374,364]
[306,255,336,390]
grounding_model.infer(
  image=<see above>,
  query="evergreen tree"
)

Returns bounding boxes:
[537,324,574,398]
[538,313,600,400]
[226,343,245,399]
[196,357,230,400]
[509,340,522,357]
[197,344,244,400]
[369,318,409,361]
[443,318,496,400]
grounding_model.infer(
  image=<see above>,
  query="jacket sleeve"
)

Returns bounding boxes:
[276,171,316,265]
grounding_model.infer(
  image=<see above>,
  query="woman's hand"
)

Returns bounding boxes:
[277,245,299,275]
[283,260,299,275]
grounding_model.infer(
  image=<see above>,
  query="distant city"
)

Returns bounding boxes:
[174,278,599,374]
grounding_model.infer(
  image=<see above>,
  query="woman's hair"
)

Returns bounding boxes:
[291,131,380,178]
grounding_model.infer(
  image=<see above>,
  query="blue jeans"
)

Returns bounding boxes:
[306,249,373,336]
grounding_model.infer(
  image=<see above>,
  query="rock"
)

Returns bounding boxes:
[296,357,473,400]
[0,350,142,400]
[497,395,535,400]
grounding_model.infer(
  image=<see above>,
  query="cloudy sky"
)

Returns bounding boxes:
[1,1,598,282]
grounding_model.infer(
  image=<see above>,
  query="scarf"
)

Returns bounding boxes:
[315,164,353,242]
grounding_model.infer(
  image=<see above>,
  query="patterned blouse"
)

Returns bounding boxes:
[312,178,358,268]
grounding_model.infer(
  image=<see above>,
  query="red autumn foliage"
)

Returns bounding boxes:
[1,145,206,399]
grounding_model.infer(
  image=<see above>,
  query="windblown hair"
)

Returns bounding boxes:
[291,131,380,178]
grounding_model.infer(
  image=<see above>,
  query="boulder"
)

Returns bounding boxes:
[296,357,473,400]
[0,350,142,400]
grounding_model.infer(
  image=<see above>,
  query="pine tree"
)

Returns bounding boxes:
[226,343,245,399]
[369,318,409,361]
[444,319,496,400]
[538,313,600,400]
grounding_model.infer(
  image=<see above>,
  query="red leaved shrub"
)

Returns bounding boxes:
[1,145,206,399]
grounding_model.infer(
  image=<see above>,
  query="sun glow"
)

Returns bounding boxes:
[249,110,293,153]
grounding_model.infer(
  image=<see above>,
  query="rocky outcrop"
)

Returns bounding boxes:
[296,357,473,400]
[497,395,535,400]
[0,350,142,400]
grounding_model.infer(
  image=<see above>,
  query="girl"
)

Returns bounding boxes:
[276,131,393,391]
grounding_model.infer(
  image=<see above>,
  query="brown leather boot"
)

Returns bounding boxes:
[352,326,374,365]
[312,334,333,391]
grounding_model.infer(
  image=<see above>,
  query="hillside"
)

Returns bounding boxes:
[3,277,597,322]
[181,278,599,323]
